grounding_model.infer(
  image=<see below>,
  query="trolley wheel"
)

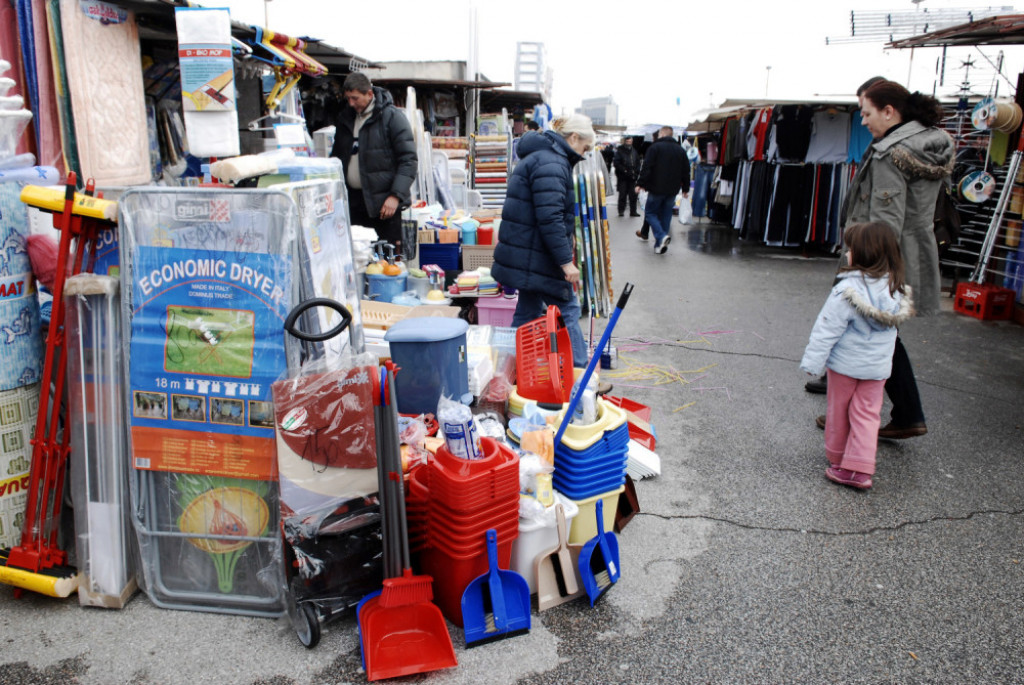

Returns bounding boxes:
[291,601,321,648]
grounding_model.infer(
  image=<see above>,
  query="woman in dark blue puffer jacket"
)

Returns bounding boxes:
[492,115,596,366]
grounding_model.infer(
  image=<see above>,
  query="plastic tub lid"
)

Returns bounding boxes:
[384,316,469,342]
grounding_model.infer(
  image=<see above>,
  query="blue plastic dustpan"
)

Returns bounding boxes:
[356,589,382,669]
[460,529,531,647]
[577,499,620,606]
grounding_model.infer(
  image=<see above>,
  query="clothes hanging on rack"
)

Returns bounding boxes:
[806,163,844,246]
[805,110,851,164]
[848,111,873,164]
[764,164,814,246]
[712,161,739,211]
[732,160,753,230]
[722,117,745,166]
[747,107,772,161]
[742,160,774,241]
[771,105,813,163]
[691,163,715,219]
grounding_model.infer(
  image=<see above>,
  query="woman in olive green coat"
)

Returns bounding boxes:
[845,83,955,316]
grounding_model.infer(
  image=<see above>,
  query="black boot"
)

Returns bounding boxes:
[804,374,827,394]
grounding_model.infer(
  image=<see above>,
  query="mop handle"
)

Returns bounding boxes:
[554,283,633,446]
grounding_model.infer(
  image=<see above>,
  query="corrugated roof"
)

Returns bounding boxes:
[373,77,511,90]
[888,13,1024,48]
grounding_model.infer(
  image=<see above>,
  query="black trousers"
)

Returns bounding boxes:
[348,185,403,246]
[765,165,814,246]
[617,178,638,215]
[742,161,773,241]
[885,336,926,426]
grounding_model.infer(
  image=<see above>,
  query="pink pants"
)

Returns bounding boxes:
[824,369,886,475]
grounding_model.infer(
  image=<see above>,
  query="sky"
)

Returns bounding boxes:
[202,0,1024,127]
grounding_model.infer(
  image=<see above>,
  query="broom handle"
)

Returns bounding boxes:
[386,369,412,571]
[373,373,392,578]
[554,283,633,446]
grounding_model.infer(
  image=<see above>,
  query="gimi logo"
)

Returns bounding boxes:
[299,192,334,218]
[174,199,231,222]
[337,370,369,389]
[313,193,334,218]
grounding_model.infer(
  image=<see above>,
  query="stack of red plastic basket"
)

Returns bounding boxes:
[405,436,520,625]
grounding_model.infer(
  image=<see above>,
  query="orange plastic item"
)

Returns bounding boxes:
[515,305,573,407]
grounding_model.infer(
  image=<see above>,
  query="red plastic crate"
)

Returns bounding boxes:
[419,535,514,627]
[603,395,652,422]
[954,282,1016,321]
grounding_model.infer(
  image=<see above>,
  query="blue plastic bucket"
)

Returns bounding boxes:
[384,317,470,415]
[366,273,407,303]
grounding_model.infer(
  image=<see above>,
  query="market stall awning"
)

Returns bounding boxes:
[687,97,860,129]
[685,120,723,133]
[373,77,510,90]
[477,88,545,113]
[888,13,1024,48]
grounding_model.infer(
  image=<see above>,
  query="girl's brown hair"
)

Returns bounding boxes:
[840,221,906,296]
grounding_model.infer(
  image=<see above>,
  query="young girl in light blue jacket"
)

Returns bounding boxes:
[801,222,914,490]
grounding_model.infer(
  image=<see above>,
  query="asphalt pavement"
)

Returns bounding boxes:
[1,213,1022,685]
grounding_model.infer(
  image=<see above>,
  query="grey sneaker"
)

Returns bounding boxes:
[654,237,669,254]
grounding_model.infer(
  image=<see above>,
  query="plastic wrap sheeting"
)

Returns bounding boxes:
[119,188,299,616]
[66,274,138,607]
[270,172,365,360]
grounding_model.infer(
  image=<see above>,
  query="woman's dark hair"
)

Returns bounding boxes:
[841,221,907,296]
[862,80,945,128]
[856,76,886,96]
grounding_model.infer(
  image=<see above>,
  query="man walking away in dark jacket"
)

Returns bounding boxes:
[330,72,417,248]
[636,126,690,254]
[613,137,641,217]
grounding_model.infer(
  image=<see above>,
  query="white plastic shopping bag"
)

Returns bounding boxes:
[678,194,693,224]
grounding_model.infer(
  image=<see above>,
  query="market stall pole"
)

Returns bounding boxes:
[0,173,115,597]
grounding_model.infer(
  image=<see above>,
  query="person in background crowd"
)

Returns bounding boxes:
[330,72,417,248]
[801,222,914,490]
[806,75,885,395]
[814,79,953,440]
[636,126,691,254]
[600,143,615,189]
[613,136,641,217]
[635,131,658,241]
[492,115,596,368]
[513,119,543,163]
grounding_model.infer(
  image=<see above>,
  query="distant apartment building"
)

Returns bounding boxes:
[515,42,552,102]
[577,96,618,126]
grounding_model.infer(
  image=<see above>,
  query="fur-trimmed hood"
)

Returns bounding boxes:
[836,270,913,331]
[872,120,955,181]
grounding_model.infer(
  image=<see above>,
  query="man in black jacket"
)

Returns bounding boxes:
[636,126,690,254]
[612,137,641,217]
[330,72,417,247]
